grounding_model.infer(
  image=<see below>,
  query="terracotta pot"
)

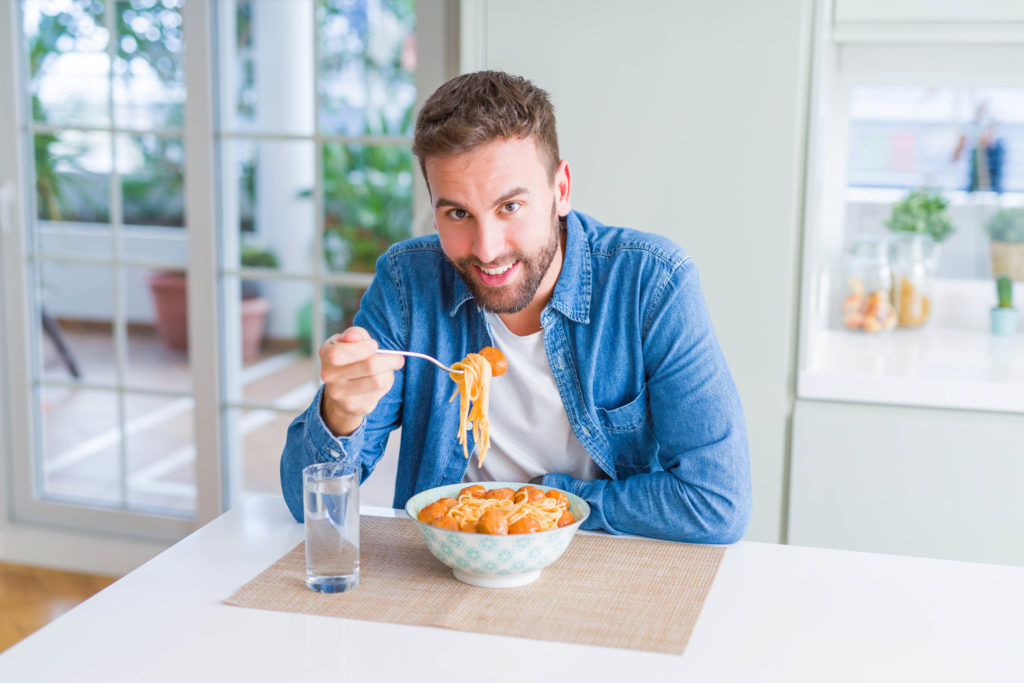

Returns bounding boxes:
[145,271,271,361]
[241,296,271,362]
[145,271,188,351]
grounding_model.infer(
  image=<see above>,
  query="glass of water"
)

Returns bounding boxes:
[302,461,359,593]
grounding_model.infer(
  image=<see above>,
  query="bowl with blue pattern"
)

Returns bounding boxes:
[405,482,590,588]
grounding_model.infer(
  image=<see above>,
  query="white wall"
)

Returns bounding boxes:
[465,0,813,542]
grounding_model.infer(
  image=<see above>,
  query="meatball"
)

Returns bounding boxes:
[417,502,447,524]
[484,487,515,501]
[478,347,508,377]
[476,509,509,535]
[509,516,541,534]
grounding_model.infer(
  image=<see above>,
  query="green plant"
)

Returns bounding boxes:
[996,276,1014,309]
[884,188,956,243]
[240,243,279,269]
[984,208,1024,244]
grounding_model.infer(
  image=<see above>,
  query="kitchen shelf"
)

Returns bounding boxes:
[798,280,1024,414]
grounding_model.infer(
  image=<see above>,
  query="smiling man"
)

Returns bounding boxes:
[280,71,751,543]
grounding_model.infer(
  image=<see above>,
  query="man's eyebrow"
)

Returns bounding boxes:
[434,187,531,211]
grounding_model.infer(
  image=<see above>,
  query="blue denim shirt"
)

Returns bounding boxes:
[280,211,751,543]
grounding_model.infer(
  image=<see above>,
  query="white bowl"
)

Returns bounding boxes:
[405,482,590,588]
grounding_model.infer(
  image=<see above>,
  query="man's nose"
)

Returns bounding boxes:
[472,216,505,264]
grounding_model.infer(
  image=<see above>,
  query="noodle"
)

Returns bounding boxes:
[445,493,564,532]
[449,353,492,467]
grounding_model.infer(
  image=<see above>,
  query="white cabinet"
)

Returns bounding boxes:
[789,399,1024,566]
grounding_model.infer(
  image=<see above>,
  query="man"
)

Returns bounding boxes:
[281,71,751,543]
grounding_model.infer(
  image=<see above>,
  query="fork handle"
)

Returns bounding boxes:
[377,349,463,374]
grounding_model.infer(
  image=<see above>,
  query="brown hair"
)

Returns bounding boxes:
[412,71,560,183]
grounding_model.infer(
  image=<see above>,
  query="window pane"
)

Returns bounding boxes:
[221,139,314,270]
[34,129,111,226]
[36,262,115,384]
[317,0,416,137]
[322,284,366,340]
[235,408,294,497]
[113,0,186,130]
[40,386,121,508]
[217,0,315,135]
[119,133,185,228]
[848,86,1024,193]
[125,392,195,516]
[23,0,110,127]
[322,143,413,273]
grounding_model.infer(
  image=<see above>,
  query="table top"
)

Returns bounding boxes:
[2,495,1023,682]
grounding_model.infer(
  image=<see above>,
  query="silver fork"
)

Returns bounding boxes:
[326,337,464,374]
[376,349,464,374]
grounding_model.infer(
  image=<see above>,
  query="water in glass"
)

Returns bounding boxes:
[303,463,359,593]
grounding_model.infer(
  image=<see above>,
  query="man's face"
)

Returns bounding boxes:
[426,136,571,314]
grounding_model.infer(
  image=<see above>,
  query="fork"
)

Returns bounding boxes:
[376,349,464,374]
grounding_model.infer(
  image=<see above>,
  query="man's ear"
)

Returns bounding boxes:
[554,160,572,217]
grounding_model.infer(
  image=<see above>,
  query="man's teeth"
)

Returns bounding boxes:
[481,262,515,276]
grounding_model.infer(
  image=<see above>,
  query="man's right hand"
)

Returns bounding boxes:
[318,327,405,437]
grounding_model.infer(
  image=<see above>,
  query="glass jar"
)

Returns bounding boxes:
[890,234,936,328]
[840,236,896,333]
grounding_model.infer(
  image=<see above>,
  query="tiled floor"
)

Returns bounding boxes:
[37,322,399,515]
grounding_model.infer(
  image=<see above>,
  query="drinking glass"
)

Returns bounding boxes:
[302,461,359,593]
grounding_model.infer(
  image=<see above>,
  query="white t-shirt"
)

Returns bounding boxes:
[463,311,599,483]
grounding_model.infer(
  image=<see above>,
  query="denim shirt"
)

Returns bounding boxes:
[280,211,751,543]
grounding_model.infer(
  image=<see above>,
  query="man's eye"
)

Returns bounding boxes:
[501,201,521,213]
[447,208,468,220]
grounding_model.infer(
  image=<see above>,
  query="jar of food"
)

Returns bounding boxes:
[840,236,896,333]
[890,234,936,328]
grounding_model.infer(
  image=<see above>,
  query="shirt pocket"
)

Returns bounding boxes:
[594,385,657,476]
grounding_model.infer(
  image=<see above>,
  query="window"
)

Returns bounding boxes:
[1,0,452,540]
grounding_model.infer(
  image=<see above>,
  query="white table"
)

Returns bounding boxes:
[2,495,1023,682]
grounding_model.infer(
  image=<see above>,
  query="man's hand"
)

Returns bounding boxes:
[318,327,405,437]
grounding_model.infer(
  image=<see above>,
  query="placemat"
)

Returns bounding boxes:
[225,516,725,654]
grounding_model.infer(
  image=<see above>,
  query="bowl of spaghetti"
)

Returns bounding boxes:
[405,482,590,588]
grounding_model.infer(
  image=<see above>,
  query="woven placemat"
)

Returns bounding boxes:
[225,516,725,654]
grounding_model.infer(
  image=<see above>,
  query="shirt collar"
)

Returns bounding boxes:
[447,210,592,324]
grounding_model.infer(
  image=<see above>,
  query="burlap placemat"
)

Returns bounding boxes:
[225,516,725,654]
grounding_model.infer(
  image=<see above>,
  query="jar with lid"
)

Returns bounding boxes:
[840,236,896,333]
[890,234,936,328]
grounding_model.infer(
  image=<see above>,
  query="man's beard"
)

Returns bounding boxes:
[451,202,562,314]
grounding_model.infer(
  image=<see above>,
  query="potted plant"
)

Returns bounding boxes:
[991,276,1018,335]
[146,243,278,360]
[984,208,1024,282]
[239,243,278,362]
[884,188,955,328]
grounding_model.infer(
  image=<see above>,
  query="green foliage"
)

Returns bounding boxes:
[996,276,1014,309]
[884,188,956,243]
[240,243,279,269]
[984,208,1024,244]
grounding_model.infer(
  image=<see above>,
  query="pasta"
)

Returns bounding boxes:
[417,484,576,534]
[448,347,508,468]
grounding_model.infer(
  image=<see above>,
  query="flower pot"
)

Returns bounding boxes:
[146,271,272,360]
[990,307,1019,335]
[989,241,1024,281]
[241,296,271,362]
[146,271,188,351]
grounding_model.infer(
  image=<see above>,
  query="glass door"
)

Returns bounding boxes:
[0,0,452,541]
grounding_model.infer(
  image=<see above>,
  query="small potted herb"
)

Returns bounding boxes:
[991,275,1018,335]
[985,208,1024,282]
[884,188,956,243]
[884,188,954,328]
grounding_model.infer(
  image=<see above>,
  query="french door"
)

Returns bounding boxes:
[0,0,451,541]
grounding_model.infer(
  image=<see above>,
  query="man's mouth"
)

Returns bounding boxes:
[474,260,519,286]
